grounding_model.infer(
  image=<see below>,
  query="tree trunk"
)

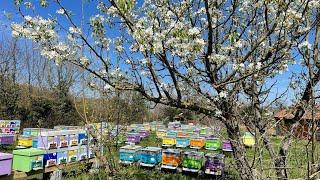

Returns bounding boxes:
[226,123,254,180]
[260,129,288,180]
[275,134,292,179]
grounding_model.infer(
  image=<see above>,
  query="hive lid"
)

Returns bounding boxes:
[13,148,45,156]
[142,146,162,152]
[163,148,182,154]
[120,145,142,150]
[184,151,204,156]
[0,134,14,137]
[127,132,139,136]
[205,153,225,158]
[0,152,13,160]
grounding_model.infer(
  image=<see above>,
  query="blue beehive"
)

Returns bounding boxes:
[56,148,68,165]
[176,136,190,148]
[167,130,177,137]
[119,145,142,165]
[32,138,38,148]
[139,147,162,167]
[78,130,88,145]
[43,150,57,167]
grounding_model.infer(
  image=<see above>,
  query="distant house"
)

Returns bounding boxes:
[274,108,320,139]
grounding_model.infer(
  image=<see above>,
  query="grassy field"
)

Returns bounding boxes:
[65,132,239,180]
[1,132,319,179]
[66,132,320,180]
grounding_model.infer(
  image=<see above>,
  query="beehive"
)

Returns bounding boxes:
[68,130,79,147]
[56,148,68,165]
[78,145,88,161]
[12,148,44,172]
[78,130,88,145]
[58,131,69,148]
[43,150,57,167]
[0,134,15,145]
[38,130,59,149]
[0,152,13,176]
[68,146,79,163]
[18,135,33,147]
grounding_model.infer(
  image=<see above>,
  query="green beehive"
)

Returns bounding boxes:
[12,148,45,172]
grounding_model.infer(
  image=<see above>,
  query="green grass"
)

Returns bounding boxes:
[72,133,320,180]
[244,136,320,179]
[1,132,318,179]
[65,132,239,180]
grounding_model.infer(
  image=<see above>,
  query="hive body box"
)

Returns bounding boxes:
[162,136,176,147]
[32,138,38,148]
[167,130,177,137]
[182,151,204,173]
[139,147,162,167]
[54,126,83,130]
[12,148,44,172]
[78,131,88,145]
[205,137,221,150]
[43,150,57,167]
[222,140,233,152]
[242,132,255,147]
[0,152,13,176]
[126,133,141,144]
[18,135,33,147]
[58,131,69,148]
[138,129,149,138]
[78,145,88,161]
[68,146,79,163]
[38,131,59,149]
[23,128,49,136]
[177,131,189,137]
[176,136,190,148]
[190,137,205,149]
[0,120,20,135]
[156,129,167,139]
[57,148,68,165]
[161,148,182,170]
[68,130,79,147]
[119,145,142,164]
[0,134,15,145]
[204,153,225,175]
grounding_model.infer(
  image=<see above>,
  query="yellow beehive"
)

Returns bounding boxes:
[156,129,167,138]
[18,136,33,147]
[162,136,176,147]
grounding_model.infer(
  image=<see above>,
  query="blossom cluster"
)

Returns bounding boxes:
[12,16,56,41]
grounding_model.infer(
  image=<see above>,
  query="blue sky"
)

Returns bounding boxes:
[0,1,303,105]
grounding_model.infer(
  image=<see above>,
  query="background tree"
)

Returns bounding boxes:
[10,0,320,179]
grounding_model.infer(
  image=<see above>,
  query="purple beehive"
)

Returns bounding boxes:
[138,129,150,138]
[222,140,232,152]
[126,133,141,144]
[38,131,59,149]
[204,153,225,175]
[0,134,15,145]
[0,152,13,176]
[57,131,69,148]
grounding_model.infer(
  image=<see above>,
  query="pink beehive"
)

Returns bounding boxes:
[0,152,13,176]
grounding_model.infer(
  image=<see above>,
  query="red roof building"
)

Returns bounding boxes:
[274,107,320,139]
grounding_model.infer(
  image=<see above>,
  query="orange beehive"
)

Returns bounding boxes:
[177,131,189,137]
[190,137,205,149]
[161,149,182,169]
